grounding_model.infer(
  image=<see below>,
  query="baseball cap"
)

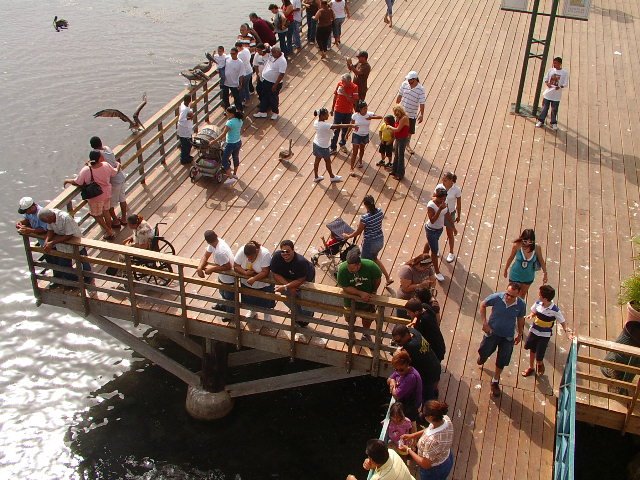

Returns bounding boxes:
[18,197,34,214]
[434,187,447,198]
[405,71,419,80]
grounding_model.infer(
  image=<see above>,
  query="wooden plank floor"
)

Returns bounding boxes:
[82,0,640,477]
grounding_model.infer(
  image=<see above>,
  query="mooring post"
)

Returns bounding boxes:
[201,338,229,392]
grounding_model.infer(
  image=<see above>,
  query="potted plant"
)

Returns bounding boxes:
[619,236,640,323]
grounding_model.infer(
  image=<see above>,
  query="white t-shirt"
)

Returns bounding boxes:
[224,58,245,87]
[542,68,569,102]
[213,53,228,70]
[351,111,375,136]
[425,200,448,230]
[292,0,303,21]
[177,103,193,138]
[262,54,287,83]
[237,48,253,76]
[313,120,333,148]
[206,238,235,284]
[234,246,272,289]
[331,0,347,18]
[398,81,426,119]
[435,182,462,214]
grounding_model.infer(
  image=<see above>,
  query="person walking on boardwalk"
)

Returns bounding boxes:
[314,0,334,59]
[399,400,454,480]
[196,230,236,316]
[176,94,195,165]
[330,0,350,46]
[383,0,396,27]
[336,247,382,342]
[91,136,128,227]
[477,281,527,398]
[521,284,572,377]
[502,228,548,299]
[311,107,347,183]
[347,51,371,101]
[221,48,245,112]
[423,187,457,282]
[349,101,383,176]
[304,0,320,44]
[330,73,359,154]
[435,171,462,264]
[341,195,393,286]
[253,46,287,120]
[395,71,426,155]
[535,57,569,131]
[346,439,416,480]
[215,106,244,186]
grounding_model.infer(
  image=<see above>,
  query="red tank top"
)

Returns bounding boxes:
[394,119,410,139]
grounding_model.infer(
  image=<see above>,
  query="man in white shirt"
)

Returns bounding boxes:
[235,41,254,106]
[177,94,194,165]
[253,47,287,120]
[222,47,245,112]
[197,230,236,316]
[396,70,426,154]
[253,43,269,103]
[536,57,569,131]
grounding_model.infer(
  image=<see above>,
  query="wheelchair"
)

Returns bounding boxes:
[132,222,176,286]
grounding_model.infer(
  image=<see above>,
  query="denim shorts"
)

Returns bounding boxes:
[313,142,331,159]
[425,225,443,255]
[352,133,370,145]
[478,333,515,369]
[361,236,383,259]
[444,210,456,228]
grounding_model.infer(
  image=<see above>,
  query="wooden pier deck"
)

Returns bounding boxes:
[28,0,640,478]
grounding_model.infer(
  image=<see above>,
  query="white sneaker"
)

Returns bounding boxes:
[330,175,343,183]
[263,313,273,323]
[245,310,256,319]
[435,273,445,282]
[231,174,238,179]
[224,177,237,186]
[295,332,310,343]
[446,253,456,263]
[535,121,543,128]
[314,176,324,182]
[253,112,267,118]
[550,124,558,131]
[270,113,279,120]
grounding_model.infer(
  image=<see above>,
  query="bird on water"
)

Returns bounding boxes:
[53,16,68,31]
[94,93,148,133]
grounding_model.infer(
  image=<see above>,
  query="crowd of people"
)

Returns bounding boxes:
[15,3,577,479]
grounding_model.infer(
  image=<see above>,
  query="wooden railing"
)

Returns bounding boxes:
[574,335,640,434]
[23,234,408,377]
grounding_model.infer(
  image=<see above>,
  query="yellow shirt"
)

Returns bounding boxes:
[371,449,416,480]
[379,123,394,143]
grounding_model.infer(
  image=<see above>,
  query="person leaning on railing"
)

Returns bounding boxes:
[346,439,415,480]
[16,197,48,246]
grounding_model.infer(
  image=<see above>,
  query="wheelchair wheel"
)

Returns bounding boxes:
[215,170,225,183]
[146,238,176,286]
[189,166,199,183]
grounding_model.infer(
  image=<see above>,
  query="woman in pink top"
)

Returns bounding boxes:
[64,150,119,240]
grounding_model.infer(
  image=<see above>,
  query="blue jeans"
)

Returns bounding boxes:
[178,136,192,164]
[47,247,92,284]
[258,80,282,114]
[425,225,443,255]
[221,141,242,171]
[240,74,252,104]
[217,67,225,86]
[219,284,236,315]
[538,98,560,125]
[392,136,408,178]
[277,31,290,56]
[330,111,352,150]
[419,452,454,480]
[333,17,345,39]
[292,20,301,48]
[385,0,395,15]
[306,11,317,42]
[241,284,276,309]
[362,236,383,260]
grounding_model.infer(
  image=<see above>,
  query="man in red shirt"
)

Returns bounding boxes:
[249,12,277,46]
[330,73,359,154]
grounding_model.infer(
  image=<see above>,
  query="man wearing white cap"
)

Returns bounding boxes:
[396,71,426,154]
[16,197,48,245]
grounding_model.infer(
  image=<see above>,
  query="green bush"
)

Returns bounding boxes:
[619,236,640,308]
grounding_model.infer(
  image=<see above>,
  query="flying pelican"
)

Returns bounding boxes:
[93,93,148,132]
[53,16,69,32]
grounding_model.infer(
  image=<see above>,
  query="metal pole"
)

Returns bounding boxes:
[514,0,541,114]
[532,0,560,117]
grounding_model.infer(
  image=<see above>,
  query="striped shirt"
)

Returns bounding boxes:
[397,81,426,119]
[529,300,565,338]
[361,208,384,240]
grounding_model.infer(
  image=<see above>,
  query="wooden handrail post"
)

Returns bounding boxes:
[178,265,189,335]
[622,373,640,434]
[346,304,356,373]
[203,83,210,123]
[372,308,385,376]
[234,277,242,349]
[157,121,167,165]
[289,296,298,359]
[124,256,140,327]
[136,139,145,184]
[22,235,41,306]
[73,245,89,314]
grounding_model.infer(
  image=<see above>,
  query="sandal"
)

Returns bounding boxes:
[521,367,535,377]
[386,279,395,286]
[536,362,545,375]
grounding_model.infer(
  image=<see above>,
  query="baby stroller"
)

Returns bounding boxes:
[311,218,359,278]
[189,125,225,183]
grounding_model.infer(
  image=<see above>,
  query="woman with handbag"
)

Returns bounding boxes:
[503,228,548,298]
[64,150,119,240]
